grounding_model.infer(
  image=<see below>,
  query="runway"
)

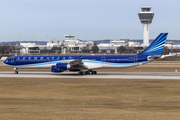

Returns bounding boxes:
[0,71,180,79]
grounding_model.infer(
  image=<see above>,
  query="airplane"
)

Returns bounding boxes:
[3,33,169,75]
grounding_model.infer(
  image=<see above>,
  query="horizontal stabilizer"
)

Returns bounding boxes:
[147,55,161,61]
[161,54,177,59]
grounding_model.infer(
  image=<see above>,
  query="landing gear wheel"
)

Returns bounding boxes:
[78,72,83,75]
[85,71,90,74]
[92,71,97,74]
[14,68,18,74]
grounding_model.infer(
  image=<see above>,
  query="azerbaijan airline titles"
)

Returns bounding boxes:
[3,33,171,75]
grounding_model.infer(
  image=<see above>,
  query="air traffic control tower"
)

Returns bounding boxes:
[138,5,154,47]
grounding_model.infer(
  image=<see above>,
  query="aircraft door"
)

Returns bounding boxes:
[134,56,138,62]
[101,57,105,62]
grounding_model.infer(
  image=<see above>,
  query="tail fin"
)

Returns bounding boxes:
[139,33,168,55]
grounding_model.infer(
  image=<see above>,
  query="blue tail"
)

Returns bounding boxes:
[139,33,168,55]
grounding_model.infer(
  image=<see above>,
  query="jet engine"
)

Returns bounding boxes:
[51,65,63,72]
[51,63,70,72]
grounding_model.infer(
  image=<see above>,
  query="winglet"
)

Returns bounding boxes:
[78,55,83,59]
[139,33,168,55]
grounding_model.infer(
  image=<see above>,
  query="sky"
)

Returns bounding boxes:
[0,0,180,41]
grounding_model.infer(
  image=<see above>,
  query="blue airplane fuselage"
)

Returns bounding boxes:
[3,54,149,69]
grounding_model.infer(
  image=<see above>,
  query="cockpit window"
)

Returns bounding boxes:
[6,60,8,62]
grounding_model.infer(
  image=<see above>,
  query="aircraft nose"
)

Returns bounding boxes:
[3,60,6,64]
[3,59,8,65]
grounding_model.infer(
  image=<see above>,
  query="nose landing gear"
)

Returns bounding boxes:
[14,68,18,74]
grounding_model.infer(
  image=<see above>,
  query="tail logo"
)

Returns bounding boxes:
[139,33,168,55]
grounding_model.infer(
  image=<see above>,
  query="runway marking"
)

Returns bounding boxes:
[0,72,180,79]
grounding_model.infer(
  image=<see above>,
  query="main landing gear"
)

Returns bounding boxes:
[78,70,97,75]
[14,68,18,74]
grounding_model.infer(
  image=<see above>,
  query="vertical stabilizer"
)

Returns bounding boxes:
[139,33,168,55]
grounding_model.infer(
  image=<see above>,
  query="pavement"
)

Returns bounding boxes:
[0,71,180,79]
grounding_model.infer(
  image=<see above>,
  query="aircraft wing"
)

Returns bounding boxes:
[68,56,103,70]
[69,59,83,66]
[83,62,103,69]
[68,58,85,70]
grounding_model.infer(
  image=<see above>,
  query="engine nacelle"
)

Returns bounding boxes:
[51,65,63,72]
[56,63,70,71]
[51,63,70,73]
